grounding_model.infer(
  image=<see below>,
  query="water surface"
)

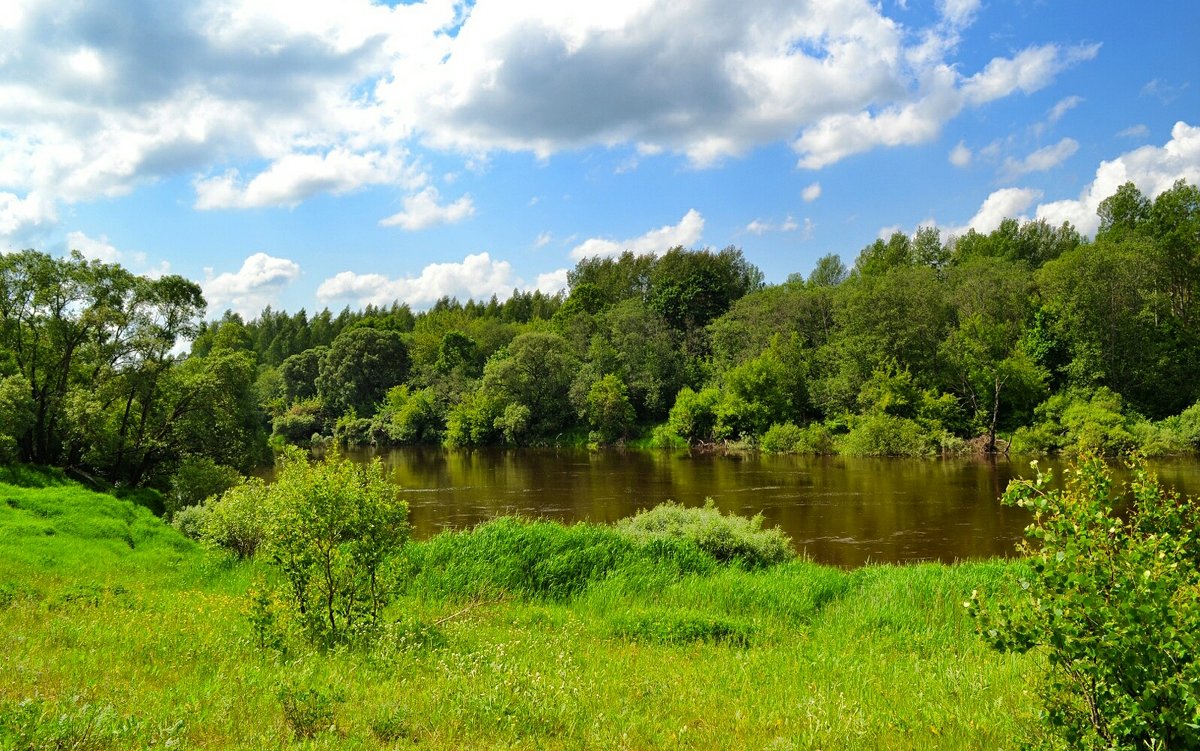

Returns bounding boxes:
[338,447,1200,567]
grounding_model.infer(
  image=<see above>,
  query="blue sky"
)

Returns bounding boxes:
[1,0,1197,318]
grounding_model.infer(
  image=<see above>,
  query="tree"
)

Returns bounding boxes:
[317,327,410,418]
[941,258,1045,451]
[478,331,579,440]
[585,374,636,444]
[209,448,409,645]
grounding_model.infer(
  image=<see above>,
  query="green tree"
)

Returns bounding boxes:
[586,374,636,444]
[317,327,410,418]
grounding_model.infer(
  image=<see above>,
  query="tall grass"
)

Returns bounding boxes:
[0,473,1038,749]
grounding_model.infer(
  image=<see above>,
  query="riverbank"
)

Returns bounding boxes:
[0,474,1038,749]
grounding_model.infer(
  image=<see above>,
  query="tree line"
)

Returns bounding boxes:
[1,180,1198,494]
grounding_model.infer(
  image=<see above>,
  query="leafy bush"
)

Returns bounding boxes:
[836,413,938,457]
[615,499,792,568]
[197,477,271,558]
[167,455,241,518]
[379,385,443,444]
[760,421,834,454]
[667,386,720,443]
[171,503,210,541]
[263,448,409,645]
[333,413,374,446]
[971,456,1200,749]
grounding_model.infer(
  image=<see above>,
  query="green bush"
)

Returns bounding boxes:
[971,456,1200,749]
[398,515,718,602]
[615,499,792,568]
[198,477,271,558]
[167,456,241,518]
[836,413,938,457]
[263,448,410,645]
[667,386,720,443]
[760,421,834,454]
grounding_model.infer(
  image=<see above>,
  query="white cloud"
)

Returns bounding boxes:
[937,0,980,28]
[1047,95,1083,124]
[949,140,972,167]
[202,252,301,317]
[569,210,705,260]
[534,232,553,248]
[535,268,569,295]
[746,215,806,236]
[943,187,1042,238]
[0,191,56,243]
[0,0,1109,239]
[801,182,822,202]
[195,149,422,210]
[379,186,476,230]
[1118,124,1150,139]
[1002,138,1079,178]
[794,43,1097,169]
[316,252,524,308]
[1036,121,1200,236]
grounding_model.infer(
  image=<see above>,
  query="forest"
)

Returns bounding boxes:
[2,179,1199,495]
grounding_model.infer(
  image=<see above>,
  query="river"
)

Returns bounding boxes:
[335,447,1200,567]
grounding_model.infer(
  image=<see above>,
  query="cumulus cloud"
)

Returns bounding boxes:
[379,186,476,230]
[949,140,972,167]
[203,252,301,317]
[0,0,1107,239]
[535,268,569,295]
[316,252,523,308]
[794,43,1098,168]
[195,149,422,210]
[801,182,822,202]
[1036,121,1200,236]
[943,187,1042,237]
[0,191,56,245]
[1002,138,1079,178]
[569,210,705,260]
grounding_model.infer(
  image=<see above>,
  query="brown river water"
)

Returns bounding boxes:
[330,447,1200,567]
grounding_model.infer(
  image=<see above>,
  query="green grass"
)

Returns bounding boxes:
[0,473,1040,749]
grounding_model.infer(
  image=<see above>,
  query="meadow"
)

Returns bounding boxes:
[0,468,1039,750]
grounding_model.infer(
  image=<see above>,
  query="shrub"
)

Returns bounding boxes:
[615,499,792,568]
[171,504,210,541]
[167,456,241,518]
[277,683,341,739]
[760,421,834,454]
[398,516,717,602]
[667,386,720,443]
[971,456,1200,749]
[263,448,409,645]
[333,413,374,446]
[837,413,937,457]
[198,477,270,558]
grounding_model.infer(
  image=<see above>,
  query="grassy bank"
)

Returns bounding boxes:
[0,474,1038,749]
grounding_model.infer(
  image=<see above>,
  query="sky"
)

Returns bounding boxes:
[1,0,1198,319]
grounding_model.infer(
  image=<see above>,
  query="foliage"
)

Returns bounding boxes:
[317,327,410,418]
[1011,388,1147,456]
[378,385,443,444]
[971,457,1200,749]
[666,385,721,443]
[198,477,271,558]
[585,374,636,444]
[615,499,793,568]
[261,448,410,645]
[167,456,242,518]
[837,413,939,457]
[760,421,835,454]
